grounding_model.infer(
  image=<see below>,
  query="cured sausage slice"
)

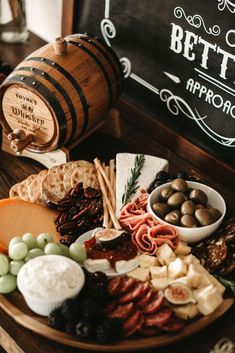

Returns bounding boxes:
[123,310,143,332]
[144,308,173,327]
[143,292,164,315]
[108,276,123,296]
[119,277,137,294]
[119,283,147,304]
[136,287,154,309]
[139,326,162,336]
[161,316,185,331]
[107,302,134,320]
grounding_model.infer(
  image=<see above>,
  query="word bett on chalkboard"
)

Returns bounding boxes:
[76,0,235,164]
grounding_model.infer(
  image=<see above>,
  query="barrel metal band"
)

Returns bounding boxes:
[18,66,77,141]
[25,56,89,136]
[68,40,113,108]
[6,75,67,147]
[78,36,123,96]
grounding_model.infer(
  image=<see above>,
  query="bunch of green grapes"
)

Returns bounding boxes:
[0,233,87,294]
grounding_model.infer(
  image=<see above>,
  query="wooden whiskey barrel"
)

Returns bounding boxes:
[0,33,124,153]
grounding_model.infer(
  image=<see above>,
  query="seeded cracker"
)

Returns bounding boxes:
[42,172,67,200]
[18,179,31,201]
[71,160,94,169]
[9,183,21,199]
[70,166,99,189]
[25,174,38,188]
[28,175,44,204]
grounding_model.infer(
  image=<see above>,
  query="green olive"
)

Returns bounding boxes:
[164,210,181,225]
[181,200,195,216]
[167,192,186,209]
[195,209,214,226]
[189,189,208,205]
[208,207,222,222]
[152,203,169,219]
[180,215,198,227]
[159,187,175,202]
[171,178,188,193]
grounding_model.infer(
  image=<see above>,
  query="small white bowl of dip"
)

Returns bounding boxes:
[17,255,85,316]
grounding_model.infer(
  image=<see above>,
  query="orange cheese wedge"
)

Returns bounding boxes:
[0,198,60,254]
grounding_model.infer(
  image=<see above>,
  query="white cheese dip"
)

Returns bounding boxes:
[17,255,85,300]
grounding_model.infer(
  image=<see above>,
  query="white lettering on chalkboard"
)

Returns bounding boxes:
[170,23,235,80]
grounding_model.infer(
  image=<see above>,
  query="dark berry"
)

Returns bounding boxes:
[48,307,65,330]
[86,270,108,285]
[87,281,110,301]
[168,174,177,180]
[96,318,123,343]
[75,319,95,339]
[154,181,166,187]
[80,298,102,321]
[65,320,76,335]
[60,298,79,320]
[177,171,188,180]
[155,171,169,181]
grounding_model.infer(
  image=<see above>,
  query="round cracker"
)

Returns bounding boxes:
[9,183,20,199]
[62,161,74,173]
[48,164,65,174]
[28,175,44,204]
[63,168,74,192]
[38,169,49,177]
[18,180,31,201]
[71,167,99,189]
[72,160,94,169]
[25,174,38,188]
[42,172,67,200]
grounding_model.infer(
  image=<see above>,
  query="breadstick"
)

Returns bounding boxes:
[95,160,121,230]
[109,159,116,196]
[94,158,116,212]
[102,194,109,228]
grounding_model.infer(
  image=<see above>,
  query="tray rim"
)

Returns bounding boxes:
[0,292,233,352]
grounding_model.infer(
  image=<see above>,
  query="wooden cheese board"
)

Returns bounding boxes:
[0,291,233,351]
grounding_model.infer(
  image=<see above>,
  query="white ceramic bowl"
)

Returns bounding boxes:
[147,181,226,243]
[17,255,85,316]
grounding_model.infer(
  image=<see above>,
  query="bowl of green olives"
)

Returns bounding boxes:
[147,178,226,243]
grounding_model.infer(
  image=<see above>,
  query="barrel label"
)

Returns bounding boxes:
[2,86,55,145]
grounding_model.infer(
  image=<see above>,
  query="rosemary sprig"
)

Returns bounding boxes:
[121,154,145,207]
[214,274,235,297]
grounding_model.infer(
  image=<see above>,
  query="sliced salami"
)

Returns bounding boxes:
[108,276,123,296]
[123,310,143,332]
[107,302,134,320]
[139,326,162,336]
[136,287,154,309]
[119,283,146,304]
[161,316,185,332]
[119,277,137,294]
[144,308,173,327]
[143,292,164,315]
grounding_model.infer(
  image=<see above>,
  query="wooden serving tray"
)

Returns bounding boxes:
[0,291,233,352]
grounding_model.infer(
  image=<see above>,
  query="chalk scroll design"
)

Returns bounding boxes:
[100,0,235,147]
[159,89,206,121]
[218,0,235,13]
[174,7,221,36]
[209,337,235,353]
[226,29,235,47]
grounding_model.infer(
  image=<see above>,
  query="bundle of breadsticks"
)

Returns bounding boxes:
[94,158,121,230]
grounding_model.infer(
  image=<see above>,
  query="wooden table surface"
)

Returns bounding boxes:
[0,33,235,353]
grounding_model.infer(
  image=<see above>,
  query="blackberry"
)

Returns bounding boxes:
[155,171,169,181]
[65,320,76,335]
[87,281,110,301]
[96,318,123,343]
[60,298,79,320]
[48,307,65,330]
[75,319,95,339]
[80,298,102,321]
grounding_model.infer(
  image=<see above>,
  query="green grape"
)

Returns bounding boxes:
[9,236,23,249]
[69,243,87,264]
[9,242,28,261]
[9,260,25,275]
[57,243,70,257]
[37,233,53,250]
[24,248,44,262]
[44,243,63,256]
[0,254,9,275]
[0,274,17,294]
[22,233,37,250]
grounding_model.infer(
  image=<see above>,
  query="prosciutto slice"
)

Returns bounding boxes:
[119,190,178,255]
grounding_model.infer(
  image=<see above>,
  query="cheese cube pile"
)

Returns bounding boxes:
[127,241,225,319]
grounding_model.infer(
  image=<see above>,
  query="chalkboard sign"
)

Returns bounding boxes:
[74,0,235,165]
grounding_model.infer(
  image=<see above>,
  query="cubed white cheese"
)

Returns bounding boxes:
[151,278,172,291]
[174,242,191,256]
[168,258,188,279]
[116,153,169,214]
[194,285,223,316]
[127,267,150,282]
[84,258,111,272]
[187,264,211,288]
[156,243,176,265]
[150,265,167,279]
[190,263,225,295]
[115,257,140,273]
[139,254,159,268]
[180,254,200,266]
[173,303,199,320]
[173,276,189,287]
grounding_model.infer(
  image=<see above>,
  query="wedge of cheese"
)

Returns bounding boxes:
[0,198,60,253]
[116,153,169,214]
